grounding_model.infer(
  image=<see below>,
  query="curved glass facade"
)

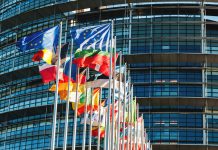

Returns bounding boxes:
[1,0,218,149]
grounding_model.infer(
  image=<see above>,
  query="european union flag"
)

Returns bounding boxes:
[70,23,111,51]
[16,25,60,52]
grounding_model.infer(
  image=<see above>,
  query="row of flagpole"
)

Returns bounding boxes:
[50,21,151,150]
[15,20,152,150]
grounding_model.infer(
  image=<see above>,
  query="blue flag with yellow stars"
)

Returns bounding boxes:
[70,23,111,51]
[16,25,60,52]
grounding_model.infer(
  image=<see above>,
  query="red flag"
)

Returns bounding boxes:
[39,64,63,83]
[92,126,105,138]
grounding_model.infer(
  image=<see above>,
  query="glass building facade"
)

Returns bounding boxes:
[1,0,218,149]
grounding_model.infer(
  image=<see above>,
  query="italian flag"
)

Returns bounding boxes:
[73,49,118,76]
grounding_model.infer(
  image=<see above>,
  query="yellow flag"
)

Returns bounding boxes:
[49,82,85,93]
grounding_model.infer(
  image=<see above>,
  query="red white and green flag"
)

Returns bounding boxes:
[73,49,118,76]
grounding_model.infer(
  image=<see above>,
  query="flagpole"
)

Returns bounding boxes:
[63,39,73,150]
[72,67,80,150]
[126,103,129,150]
[104,109,108,150]
[88,88,93,150]
[135,103,139,150]
[133,110,136,150]
[105,40,112,150]
[82,68,89,150]
[127,79,131,150]
[121,64,127,150]
[116,51,122,150]
[106,20,114,150]
[143,119,146,150]
[141,115,144,150]
[51,22,62,150]
[111,36,116,150]
[97,87,102,150]
[129,86,133,150]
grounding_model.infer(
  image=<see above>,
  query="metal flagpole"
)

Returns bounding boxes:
[51,22,62,150]
[63,39,73,150]
[127,77,131,150]
[116,51,122,150]
[88,88,93,150]
[82,68,89,150]
[104,109,108,150]
[121,64,127,150]
[72,67,80,150]
[141,115,144,150]
[143,119,146,150]
[105,20,114,150]
[97,88,102,150]
[135,103,139,150]
[130,86,133,150]
[111,36,116,150]
[133,108,136,150]
[126,101,130,150]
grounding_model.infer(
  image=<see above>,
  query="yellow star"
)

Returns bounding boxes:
[35,43,37,46]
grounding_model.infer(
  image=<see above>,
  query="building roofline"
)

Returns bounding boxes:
[1,0,218,31]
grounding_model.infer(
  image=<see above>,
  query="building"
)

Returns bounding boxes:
[1,0,218,149]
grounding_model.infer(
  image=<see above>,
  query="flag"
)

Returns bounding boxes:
[87,74,123,88]
[37,43,70,83]
[109,101,119,122]
[51,42,69,65]
[87,73,126,101]
[81,107,106,126]
[136,116,143,135]
[58,90,82,102]
[38,64,64,83]
[49,82,85,93]
[131,99,137,123]
[71,88,100,116]
[32,49,53,64]
[62,56,86,84]
[125,99,137,123]
[49,82,86,102]
[73,49,118,76]
[92,126,105,138]
[16,25,60,64]
[70,23,111,51]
